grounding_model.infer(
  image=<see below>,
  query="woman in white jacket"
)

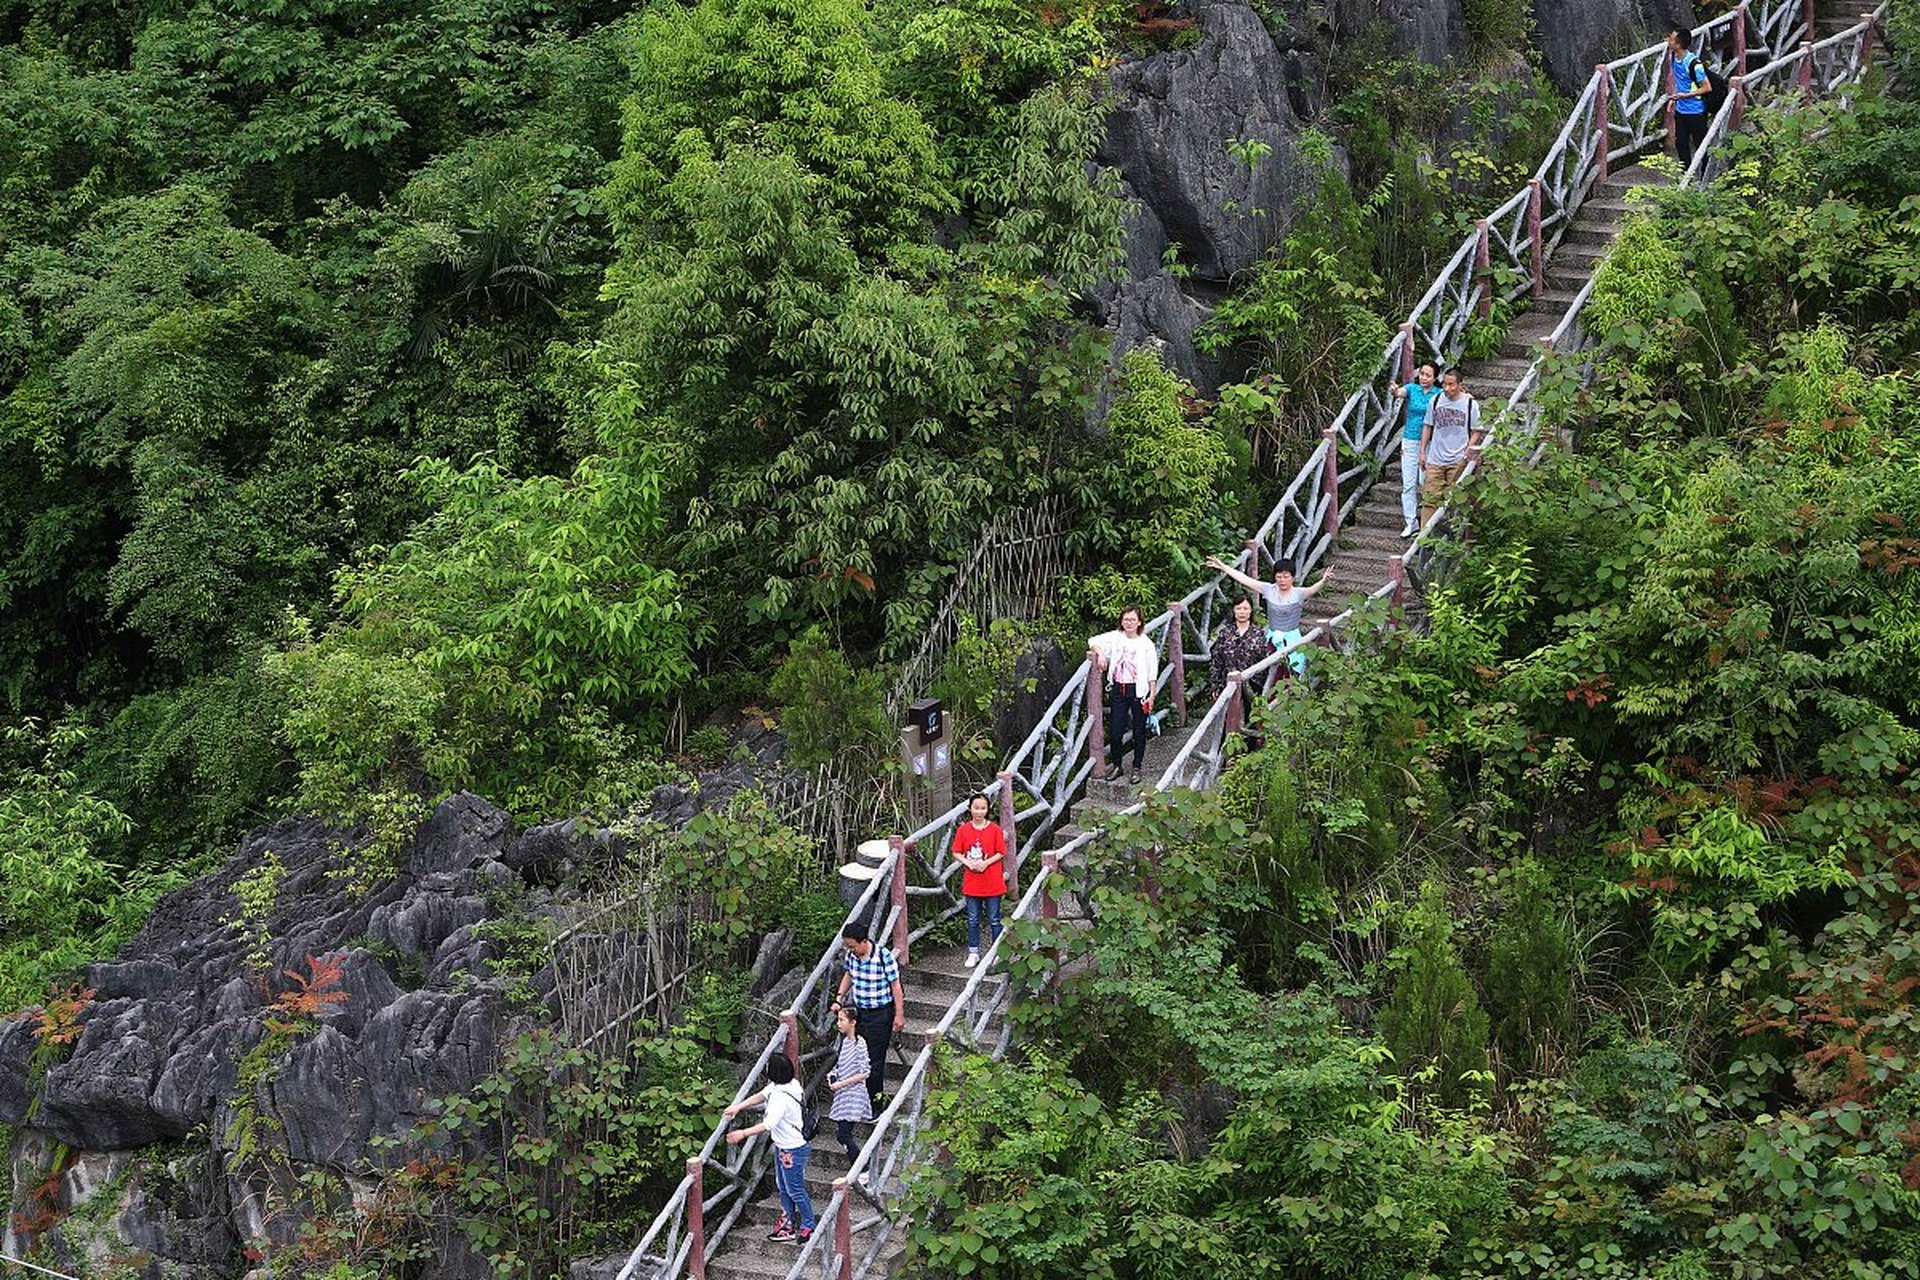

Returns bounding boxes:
[1089,605,1159,785]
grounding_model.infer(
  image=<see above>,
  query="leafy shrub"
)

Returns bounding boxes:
[767,627,894,773]
[1484,858,1572,1074]
[1379,879,1490,1107]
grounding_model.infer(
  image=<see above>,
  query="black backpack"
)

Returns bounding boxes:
[1686,52,1730,118]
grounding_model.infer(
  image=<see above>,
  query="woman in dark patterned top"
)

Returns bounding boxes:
[1210,597,1273,727]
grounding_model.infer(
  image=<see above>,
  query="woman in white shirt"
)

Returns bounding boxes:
[725,1054,815,1243]
[1088,604,1159,785]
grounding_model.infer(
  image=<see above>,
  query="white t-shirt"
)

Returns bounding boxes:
[764,1081,806,1151]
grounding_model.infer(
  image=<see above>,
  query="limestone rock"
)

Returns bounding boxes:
[1530,0,1698,92]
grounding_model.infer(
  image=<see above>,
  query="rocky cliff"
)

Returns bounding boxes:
[1095,0,1695,392]
[0,774,764,1279]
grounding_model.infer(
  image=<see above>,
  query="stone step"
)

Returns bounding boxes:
[1462,356,1533,386]
[1551,241,1610,271]
[1562,221,1615,247]
[1500,311,1562,359]
[1528,286,1585,316]
[1593,164,1671,199]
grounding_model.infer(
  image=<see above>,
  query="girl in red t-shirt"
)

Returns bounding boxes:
[951,793,1007,967]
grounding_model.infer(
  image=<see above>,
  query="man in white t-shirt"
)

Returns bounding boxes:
[1418,368,1483,526]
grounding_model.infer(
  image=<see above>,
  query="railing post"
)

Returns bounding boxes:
[1085,649,1105,771]
[1526,180,1544,299]
[1223,674,1244,739]
[1861,12,1876,62]
[1321,427,1340,542]
[887,834,910,967]
[833,1180,855,1280]
[1664,50,1678,154]
[1398,322,1415,382]
[1735,2,1749,77]
[780,1010,801,1079]
[1141,844,1161,906]
[1243,537,1260,580]
[1165,601,1187,725]
[1797,40,1813,90]
[1731,74,1747,129]
[1802,0,1816,43]
[1473,219,1493,319]
[1593,65,1611,182]
[687,1158,708,1280]
[996,770,1019,899]
[1042,851,1061,921]
[1388,555,1406,628]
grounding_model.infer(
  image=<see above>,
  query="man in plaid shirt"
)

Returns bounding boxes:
[835,924,904,1112]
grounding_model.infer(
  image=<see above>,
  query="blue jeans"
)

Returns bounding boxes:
[966,894,1003,951]
[775,1143,815,1232]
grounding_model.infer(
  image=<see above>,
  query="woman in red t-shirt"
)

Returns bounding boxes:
[951,793,1007,968]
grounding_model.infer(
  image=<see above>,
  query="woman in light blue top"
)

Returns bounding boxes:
[1205,555,1334,678]
[1392,362,1439,537]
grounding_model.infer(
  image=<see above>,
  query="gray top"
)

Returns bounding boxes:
[1261,583,1305,633]
[1423,390,1480,466]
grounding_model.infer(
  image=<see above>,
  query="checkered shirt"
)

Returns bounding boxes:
[843,944,900,1009]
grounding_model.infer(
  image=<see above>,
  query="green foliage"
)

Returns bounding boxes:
[412,1022,726,1277]
[670,788,824,964]
[268,445,698,840]
[1379,879,1491,1107]
[0,720,136,1011]
[767,627,894,772]
[1461,0,1532,52]
[934,614,1042,762]
[1069,348,1237,585]
[1484,858,1572,1073]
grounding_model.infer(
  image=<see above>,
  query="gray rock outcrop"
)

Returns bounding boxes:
[1530,0,1698,92]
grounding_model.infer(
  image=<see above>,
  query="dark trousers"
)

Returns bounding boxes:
[1106,689,1148,769]
[853,1003,893,1109]
[837,1118,863,1160]
[1675,111,1709,166]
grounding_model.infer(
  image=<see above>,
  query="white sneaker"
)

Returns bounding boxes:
[1401,521,1417,537]
[964,950,979,967]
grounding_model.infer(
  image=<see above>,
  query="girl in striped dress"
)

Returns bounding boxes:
[828,1003,874,1188]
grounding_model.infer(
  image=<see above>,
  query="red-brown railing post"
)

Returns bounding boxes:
[1242,538,1260,580]
[1321,427,1340,542]
[1664,50,1678,154]
[1165,601,1187,725]
[1223,673,1245,738]
[1862,12,1876,62]
[1388,555,1406,628]
[887,834,910,967]
[1802,0,1816,42]
[1398,322,1416,383]
[1473,219,1493,319]
[1735,3,1749,77]
[687,1157,708,1280]
[1731,74,1747,129]
[1594,66,1611,182]
[996,769,1019,899]
[1797,40,1814,90]
[1085,649,1105,770]
[1142,844,1161,905]
[780,1010,801,1079]
[1526,180,1544,299]
[833,1180,855,1280]
[1042,851,1061,921]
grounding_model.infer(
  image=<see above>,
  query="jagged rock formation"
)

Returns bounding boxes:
[0,771,768,1279]
[1093,0,1699,393]
[1531,0,1699,92]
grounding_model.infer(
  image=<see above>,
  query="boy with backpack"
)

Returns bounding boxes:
[1668,27,1717,166]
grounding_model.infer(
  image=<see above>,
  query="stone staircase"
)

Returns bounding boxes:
[1304,162,1671,636]
[1082,714,1206,806]
[706,947,1005,1280]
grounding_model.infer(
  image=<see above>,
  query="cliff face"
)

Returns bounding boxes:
[1095,0,1695,392]
[0,776,760,1280]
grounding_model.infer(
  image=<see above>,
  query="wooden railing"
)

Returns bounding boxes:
[612,3,1887,1275]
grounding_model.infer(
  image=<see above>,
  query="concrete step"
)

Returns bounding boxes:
[1500,311,1562,359]
[1593,164,1671,199]
[1528,286,1585,316]
[1551,241,1610,271]
[1462,357,1533,387]
[1562,221,1616,247]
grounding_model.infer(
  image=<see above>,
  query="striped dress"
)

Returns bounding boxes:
[828,1034,874,1122]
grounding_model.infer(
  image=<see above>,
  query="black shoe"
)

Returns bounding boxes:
[1102,765,1122,782]
[1129,769,1141,785]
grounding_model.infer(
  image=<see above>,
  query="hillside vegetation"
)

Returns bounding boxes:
[911,93,1920,1280]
